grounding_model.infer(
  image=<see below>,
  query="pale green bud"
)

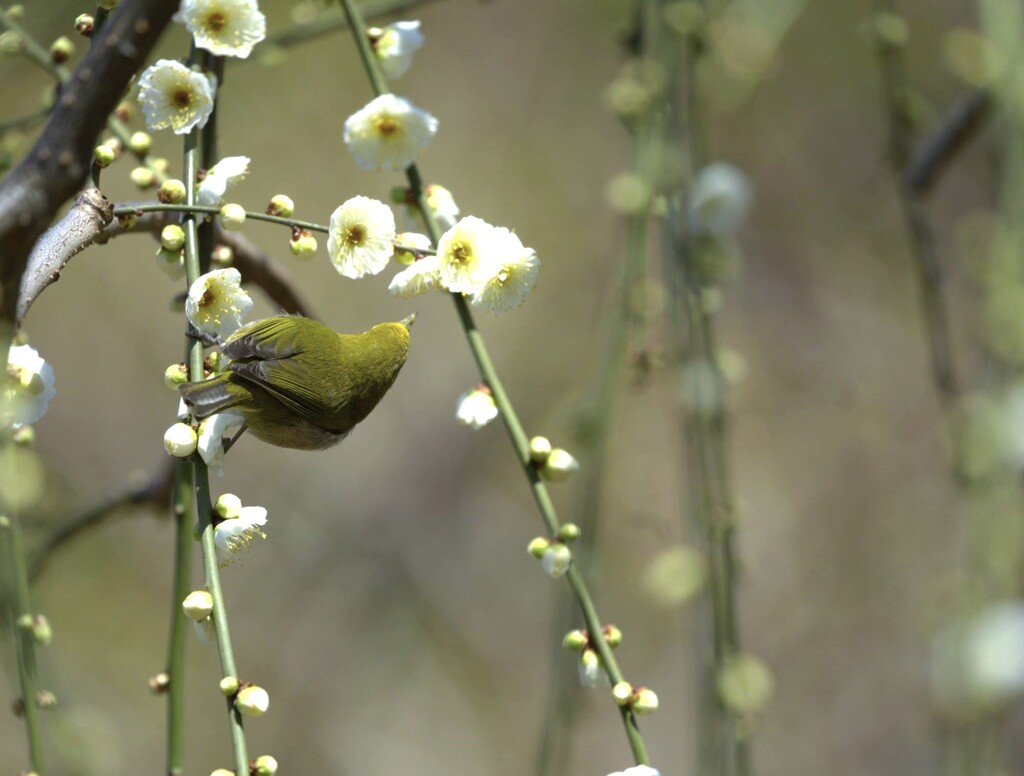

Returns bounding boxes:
[563,629,589,651]
[149,672,171,693]
[158,179,187,204]
[873,11,908,48]
[49,36,74,64]
[6,4,22,19]
[128,131,151,155]
[219,203,246,230]
[254,755,279,775]
[527,536,550,558]
[603,624,623,648]
[182,590,214,621]
[117,212,136,230]
[160,224,185,252]
[717,653,774,715]
[31,615,52,645]
[101,136,123,157]
[219,676,240,696]
[36,690,57,709]
[612,681,633,706]
[215,493,242,519]
[211,244,234,266]
[0,31,23,55]
[75,14,95,37]
[289,230,318,259]
[578,648,602,687]
[235,685,270,717]
[558,523,581,543]
[93,145,116,169]
[164,423,197,457]
[151,157,170,173]
[155,248,185,281]
[130,166,156,189]
[211,770,234,776]
[632,686,659,715]
[266,194,294,218]
[394,232,431,265]
[164,363,188,389]
[529,435,552,464]
[541,448,579,482]
[12,425,34,447]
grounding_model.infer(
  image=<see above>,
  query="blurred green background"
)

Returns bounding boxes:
[0,0,1013,774]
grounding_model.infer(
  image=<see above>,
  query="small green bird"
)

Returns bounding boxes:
[179,315,414,450]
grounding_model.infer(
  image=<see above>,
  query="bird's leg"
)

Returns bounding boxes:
[186,325,224,349]
[223,423,249,454]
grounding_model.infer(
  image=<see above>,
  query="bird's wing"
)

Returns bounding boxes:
[224,318,337,430]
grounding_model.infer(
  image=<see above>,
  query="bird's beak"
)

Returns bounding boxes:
[400,313,417,330]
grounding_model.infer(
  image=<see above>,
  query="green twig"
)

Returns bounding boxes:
[166,461,194,776]
[338,0,651,764]
[113,202,328,234]
[3,513,46,774]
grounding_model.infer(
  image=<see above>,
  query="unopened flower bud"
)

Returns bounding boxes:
[164,423,197,457]
[31,615,52,645]
[12,425,34,446]
[101,136,123,157]
[36,690,57,709]
[632,686,659,715]
[5,4,22,20]
[717,653,774,715]
[266,194,294,218]
[612,681,634,706]
[117,211,136,230]
[394,232,431,265]
[164,363,188,389]
[215,493,242,520]
[603,624,623,648]
[542,543,572,578]
[578,648,602,688]
[289,229,317,259]
[182,590,214,621]
[156,248,185,281]
[527,536,550,559]
[254,755,279,775]
[558,523,581,543]
[49,36,74,63]
[219,203,246,230]
[94,145,116,169]
[211,244,234,265]
[529,435,552,463]
[211,770,234,776]
[219,676,240,696]
[128,131,151,155]
[151,157,170,173]
[541,448,579,482]
[114,101,133,122]
[158,179,187,204]
[130,166,156,189]
[161,224,186,252]
[149,672,171,693]
[563,629,589,651]
[0,31,23,54]
[235,685,269,717]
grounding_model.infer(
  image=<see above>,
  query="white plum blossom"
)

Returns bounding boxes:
[198,156,251,206]
[607,765,661,776]
[343,93,438,171]
[185,268,253,339]
[455,387,498,429]
[689,162,753,237]
[214,504,268,566]
[327,196,396,278]
[197,411,245,475]
[3,344,56,428]
[173,0,266,58]
[137,59,216,135]
[372,20,424,79]
[470,229,540,314]
[388,255,441,298]
[436,216,503,294]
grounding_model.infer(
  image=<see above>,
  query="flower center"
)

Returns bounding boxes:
[343,225,367,247]
[204,10,227,32]
[172,87,194,110]
[373,115,400,136]
[451,241,473,266]
[199,289,215,309]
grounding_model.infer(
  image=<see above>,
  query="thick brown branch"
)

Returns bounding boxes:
[0,0,177,326]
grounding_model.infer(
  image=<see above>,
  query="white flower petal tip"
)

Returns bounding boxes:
[198,155,251,207]
[470,242,540,314]
[3,344,56,428]
[389,255,440,297]
[343,93,438,171]
[455,388,498,429]
[372,20,424,79]
[607,766,661,776]
[173,0,267,58]
[137,59,216,135]
[214,505,268,566]
[185,268,253,339]
[197,411,245,475]
[689,162,753,237]
[327,196,397,278]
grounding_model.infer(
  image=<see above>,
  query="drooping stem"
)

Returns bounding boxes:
[3,512,46,774]
[338,0,651,764]
[182,123,250,776]
[166,460,194,776]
